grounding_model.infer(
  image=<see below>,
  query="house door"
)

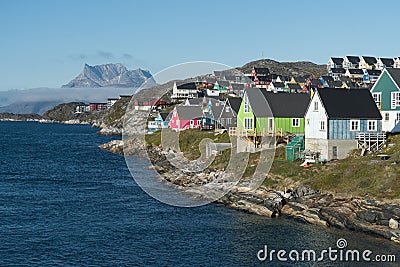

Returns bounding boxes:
[332,146,338,160]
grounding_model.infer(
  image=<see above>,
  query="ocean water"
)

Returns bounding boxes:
[0,121,398,266]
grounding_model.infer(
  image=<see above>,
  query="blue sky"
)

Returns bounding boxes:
[0,0,399,90]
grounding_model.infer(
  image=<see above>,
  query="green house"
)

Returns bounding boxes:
[213,81,230,91]
[370,68,400,132]
[236,88,310,137]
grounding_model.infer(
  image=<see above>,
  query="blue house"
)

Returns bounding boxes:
[147,112,170,134]
[305,88,383,160]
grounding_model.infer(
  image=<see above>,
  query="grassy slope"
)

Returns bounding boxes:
[146,130,400,199]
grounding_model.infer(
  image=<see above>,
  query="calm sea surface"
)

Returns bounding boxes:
[0,122,398,266]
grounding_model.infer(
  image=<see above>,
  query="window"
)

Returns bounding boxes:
[244,94,250,113]
[190,120,194,126]
[320,121,325,131]
[391,92,400,109]
[307,119,310,125]
[385,113,390,121]
[292,118,300,127]
[397,113,400,122]
[244,117,253,130]
[268,118,274,132]
[314,101,319,111]
[225,107,231,113]
[372,92,381,103]
[368,120,376,131]
[226,118,232,125]
[350,120,360,131]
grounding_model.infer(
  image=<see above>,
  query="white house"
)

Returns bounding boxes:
[359,56,377,70]
[305,88,382,161]
[171,82,198,99]
[376,58,395,70]
[327,57,344,71]
[343,56,360,69]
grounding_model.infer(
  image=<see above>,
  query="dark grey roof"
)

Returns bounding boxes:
[256,75,271,82]
[380,58,394,67]
[160,112,169,121]
[272,82,285,88]
[333,80,343,88]
[330,68,346,74]
[362,56,377,65]
[386,68,400,88]
[287,83,302,90]
[244,87,273,117]
[231,83,244,91]
[331,57,344,65]
[346,56,360,64]
[224,75,237,81]
[175,105,203,120]
[187,98,203,105]
[205,77,217,84]
[253,67,270,75]
[316,88,381,119]
[261,91,310,117]
[366,69,381,76]
[348,68,364,74]
[218,80,230,87]
[214,71,222,77]
[227,97,242,114]
[320,76,334,82]
[391,121,400,133]
[177,82,197,89]
[310,79,323,86]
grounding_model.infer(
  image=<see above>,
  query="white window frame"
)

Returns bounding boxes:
[190,120,194,126]
[385,113,390,121]
[391,92,400,109]
[320,121,325,131]
[350,120,360,131]
[244,117,253,130]
[225,106,231,113]
[292,118,300,127]
[244,94,250,113]
[367,120,377,131]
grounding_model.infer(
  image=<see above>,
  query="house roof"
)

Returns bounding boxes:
[347,68,364,74]
[362,56,377,65]
[331,57,344,65]
[253,67,270,75]
[186,98,203,105]
[346,56,360,64]
[224,75,237,82]
[261,91,310,117]
[386,68,400,88]
[177,82,197,89]
[218,80,230,87]
[256,75,271,82]
[214,71,222,77]
[333,80,344,88]
[330,68,346,74]
[160,112,170,121]
[366,69,382,76]
[379,58,394,67]
[175,105,203,120]
[310,79,323,86]
[272,82,285,88]
[320,76,334,82]
[245,87,272,117]
[205,77,217,84]
[231,83,244,91]
[287,83,302,90]
[316,88,381,119]
[227,97,242,114]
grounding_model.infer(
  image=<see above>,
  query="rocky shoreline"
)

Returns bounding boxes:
[99,138,400,244]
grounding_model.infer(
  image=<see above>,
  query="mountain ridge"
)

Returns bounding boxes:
[62,63,153,88]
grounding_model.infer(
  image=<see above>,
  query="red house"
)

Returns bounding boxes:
[89,103,108,111]
[169,105,203,130]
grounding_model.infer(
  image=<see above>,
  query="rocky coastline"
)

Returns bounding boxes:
[99,137,400,244]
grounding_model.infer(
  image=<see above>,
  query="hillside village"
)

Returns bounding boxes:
[132,56,400,163]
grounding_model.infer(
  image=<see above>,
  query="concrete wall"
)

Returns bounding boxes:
[305,138,357,161]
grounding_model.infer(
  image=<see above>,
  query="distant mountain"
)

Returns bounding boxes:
[239,59,326,78]
[62,63,153,88]
[0,100,63,115]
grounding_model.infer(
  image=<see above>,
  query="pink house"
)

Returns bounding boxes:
[169,105,203,130]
